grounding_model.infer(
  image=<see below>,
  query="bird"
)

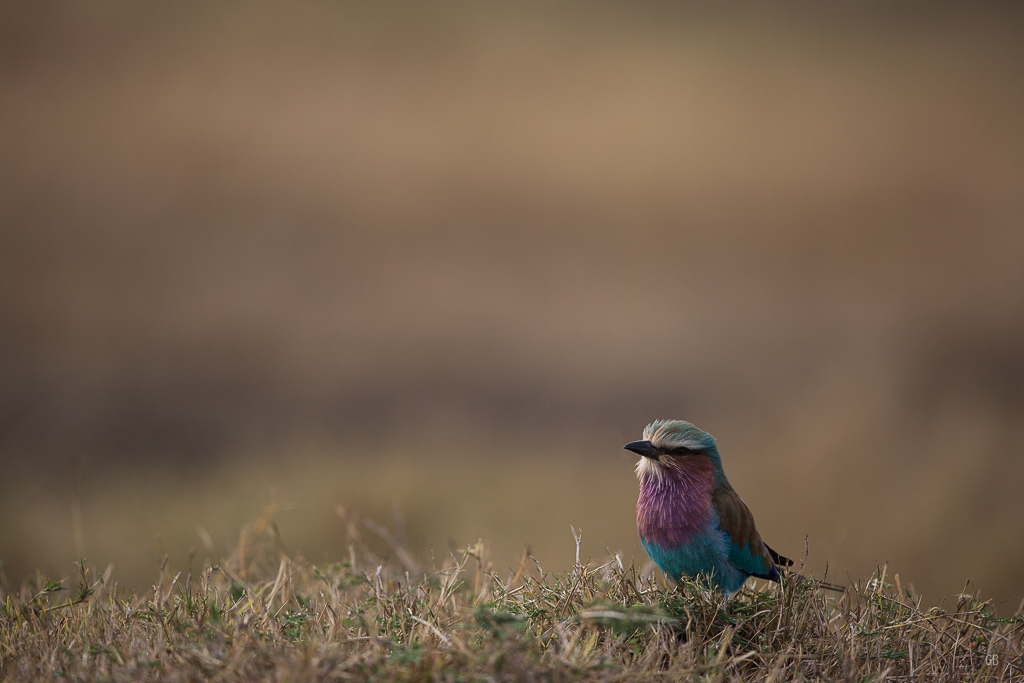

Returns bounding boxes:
[626,419,792,595]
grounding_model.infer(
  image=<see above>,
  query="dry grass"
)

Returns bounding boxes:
[3,508,1022,682]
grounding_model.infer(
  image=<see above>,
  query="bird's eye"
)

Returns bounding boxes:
[667,446,703,456]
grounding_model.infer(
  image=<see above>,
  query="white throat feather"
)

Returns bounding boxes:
[635,456,675,482]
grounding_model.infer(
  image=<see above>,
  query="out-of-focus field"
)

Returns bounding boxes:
[2,3,1024,608]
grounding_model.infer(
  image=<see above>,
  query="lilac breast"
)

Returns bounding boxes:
[637,456,715,547]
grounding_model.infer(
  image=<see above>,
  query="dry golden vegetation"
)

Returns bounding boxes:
[3,508,1023,682]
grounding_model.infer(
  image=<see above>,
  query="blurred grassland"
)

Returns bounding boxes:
[2,2,1024,608]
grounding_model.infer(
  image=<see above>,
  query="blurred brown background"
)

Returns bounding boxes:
[2,2,1023,608]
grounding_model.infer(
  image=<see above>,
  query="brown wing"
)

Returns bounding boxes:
[711,485,782,580]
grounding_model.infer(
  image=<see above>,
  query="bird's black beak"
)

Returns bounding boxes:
[624,440,662,460]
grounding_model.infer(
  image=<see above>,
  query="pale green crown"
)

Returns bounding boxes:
[643,419,718,453]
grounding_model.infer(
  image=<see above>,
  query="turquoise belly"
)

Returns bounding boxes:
[640,533,747,594]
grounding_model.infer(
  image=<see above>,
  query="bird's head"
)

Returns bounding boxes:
[626,419,721,480]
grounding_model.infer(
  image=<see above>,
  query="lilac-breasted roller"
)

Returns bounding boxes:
[626,419,792,594]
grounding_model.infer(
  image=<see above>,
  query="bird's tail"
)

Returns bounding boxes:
[783,571,847,593]
[765,542,793,569]
[766,542,846,592]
